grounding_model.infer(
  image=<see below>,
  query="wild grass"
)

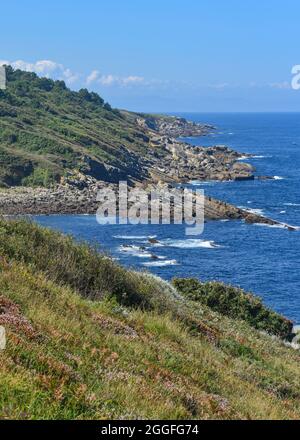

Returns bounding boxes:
[172,278,293,339]
[0,67,155,187]
[1,218,300,420]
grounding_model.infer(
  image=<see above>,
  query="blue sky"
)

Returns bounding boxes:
[1,0,300,112]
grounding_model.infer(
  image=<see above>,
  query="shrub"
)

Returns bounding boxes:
[22,167,58,187]
[0,220,179,310]
[172,278,293,339]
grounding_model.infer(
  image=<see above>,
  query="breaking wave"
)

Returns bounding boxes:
[114,235,157,240]
[142,260,178,267]
[160,238,221,249]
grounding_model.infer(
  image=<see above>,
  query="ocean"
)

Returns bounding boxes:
[34,113,300,323]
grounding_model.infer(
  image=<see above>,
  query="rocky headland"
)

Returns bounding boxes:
[0,177,297,231]
[0,107,294,228]
[136,114,214,137]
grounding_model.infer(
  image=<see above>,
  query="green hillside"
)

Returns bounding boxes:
[0,66,158,188]
[1,219,300,420]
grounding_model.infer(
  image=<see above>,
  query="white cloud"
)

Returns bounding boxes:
[1,59,295,96]
[269,81,291,90]
[86,69,100,85]
[208,82,230,90]
[99,74,117,86]
[122,75,145,85]
[86,70,145,87]
[1,59,79,85]
[1,59,146,89]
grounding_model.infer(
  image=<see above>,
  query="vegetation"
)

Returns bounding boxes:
[172,278,293,339]
[0,66,159,188]
[1,218,300,420]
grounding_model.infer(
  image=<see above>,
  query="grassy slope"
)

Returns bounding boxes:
[0,67,158,187]
[1,219,300,420]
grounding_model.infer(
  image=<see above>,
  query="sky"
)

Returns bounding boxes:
[1,0,300,112]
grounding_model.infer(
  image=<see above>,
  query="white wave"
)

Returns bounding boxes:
[114,235,157,240]
[254,223,291,230]
[118,245,169,260]
[161,238,221,249]
[144,240,164,247]
[273,176,284,180]
[247,208,265,216]
[188,180,215,186]
[238,154,271,161]
[118,245,152,258]
[239,207,265,216]
[284,203,300,207]
[250,155,273,159]
[136,253,155,258]
[142,259,178,267]
[279,211,286,214]
[119,245,141,251]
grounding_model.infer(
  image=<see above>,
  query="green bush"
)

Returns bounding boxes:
[0,66,153,188]
[0,219,293,341]
[172,278,293,339]
[0,219,179,311]
[22,167,57,187]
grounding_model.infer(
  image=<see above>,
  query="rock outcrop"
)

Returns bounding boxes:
[135,116,256,182]
[148,139,255,182]
[0,111,289,227]
[0,181,297,230]
[137,115,214,137]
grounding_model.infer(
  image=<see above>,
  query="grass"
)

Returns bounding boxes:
[172,278,293,339]
[1,218,300,420]
[0,66,165,187]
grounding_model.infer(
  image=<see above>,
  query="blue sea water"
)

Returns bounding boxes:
[34,113,300,323]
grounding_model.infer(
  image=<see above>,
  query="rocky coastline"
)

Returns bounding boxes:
[136,114,215,137]
[0,115,297,230]
[135,115,257,183]
[0,179,297,231]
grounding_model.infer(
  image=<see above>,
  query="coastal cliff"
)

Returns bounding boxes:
[0,66,295,230]
[0,179,296,230]
[0,66,255,188]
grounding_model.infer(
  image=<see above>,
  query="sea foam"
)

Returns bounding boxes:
[114,235,157,240]
[142,260,178,267]
[161,238,221,249]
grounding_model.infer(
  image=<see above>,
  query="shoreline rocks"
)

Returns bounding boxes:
[137,115,214,137]
[147,139,256,182]
[0,182,297,231]
[0,115,293,229]
[137,116,257,182]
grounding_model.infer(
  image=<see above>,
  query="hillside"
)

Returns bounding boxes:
[0,66,161,187]
[0,66,255,189]
[1,219,300,420]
